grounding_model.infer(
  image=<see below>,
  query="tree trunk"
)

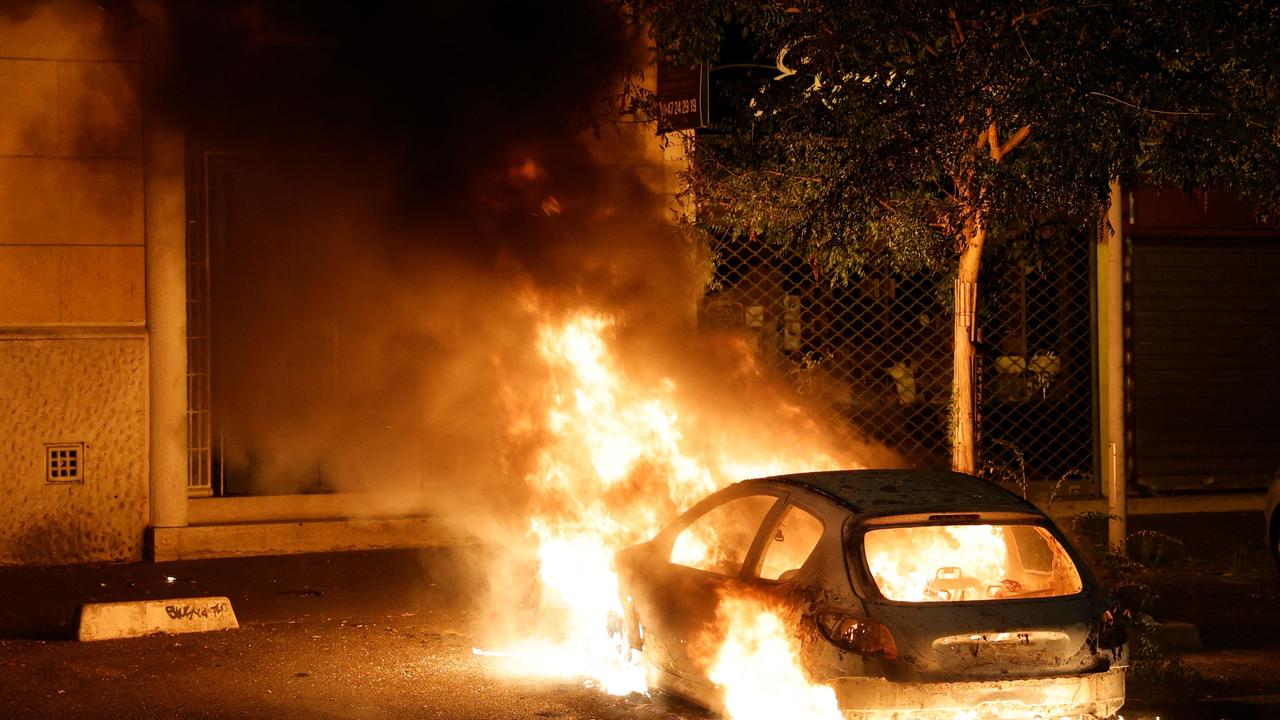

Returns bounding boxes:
[951,215,986,474]
[948,120,1028,472]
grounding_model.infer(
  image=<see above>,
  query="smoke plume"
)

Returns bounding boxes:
[16,0,900,515]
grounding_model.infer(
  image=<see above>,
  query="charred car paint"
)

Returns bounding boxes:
[615,470,1125,719]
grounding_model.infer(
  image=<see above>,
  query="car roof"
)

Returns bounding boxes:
[750,469,1040,517]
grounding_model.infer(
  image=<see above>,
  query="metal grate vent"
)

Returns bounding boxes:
[45,442,85,484]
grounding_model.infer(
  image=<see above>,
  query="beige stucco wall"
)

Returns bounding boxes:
[0,1,150,565]
[0,335,148,565]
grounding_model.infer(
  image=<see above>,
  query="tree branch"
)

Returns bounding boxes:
[1011,7,1055,26]
[985,121,1032,162]
[949,8,966,45]
[1086,91,1215,118]
[761,169,824,183]
[999,124,1032,158]
[975,122,990,150]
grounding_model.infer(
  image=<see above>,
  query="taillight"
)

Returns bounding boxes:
[816,613,898,660]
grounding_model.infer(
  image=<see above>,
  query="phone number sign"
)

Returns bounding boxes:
[656,61,709,132]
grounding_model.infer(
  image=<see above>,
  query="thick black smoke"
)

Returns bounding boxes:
[145,1,684,502]
[162,2,636,210]
[12,1,895,512]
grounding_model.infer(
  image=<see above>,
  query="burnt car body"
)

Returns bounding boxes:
[615,470,1125,719]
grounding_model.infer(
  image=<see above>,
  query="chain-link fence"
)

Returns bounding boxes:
[977,229,1096,487]
[700,230,1097,485]
[700,240,955,469]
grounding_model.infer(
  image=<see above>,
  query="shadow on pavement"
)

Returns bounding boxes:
[0,547,484,640]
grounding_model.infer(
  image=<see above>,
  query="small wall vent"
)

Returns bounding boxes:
[45,442,85,484]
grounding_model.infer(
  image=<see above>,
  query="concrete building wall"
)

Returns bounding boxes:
[0,335,148,564]
[0,1,149,565]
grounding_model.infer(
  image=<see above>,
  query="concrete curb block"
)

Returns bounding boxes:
[78,596,239,641]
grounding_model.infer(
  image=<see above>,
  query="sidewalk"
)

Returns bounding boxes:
[1116,511,1280,719]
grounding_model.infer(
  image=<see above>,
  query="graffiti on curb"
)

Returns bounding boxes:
[164,602,229,621]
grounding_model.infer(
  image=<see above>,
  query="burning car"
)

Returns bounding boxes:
[614,469,1125,719]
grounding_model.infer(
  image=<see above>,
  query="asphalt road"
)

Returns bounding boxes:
[0,512,1277,720]
[0,548,709,720]
[0,614,701,720]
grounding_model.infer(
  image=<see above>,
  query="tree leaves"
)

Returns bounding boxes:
[624,0,1280,268]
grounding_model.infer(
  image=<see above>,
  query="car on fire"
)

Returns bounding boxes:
[615,469,1125,720]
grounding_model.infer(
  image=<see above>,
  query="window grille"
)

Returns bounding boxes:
[185,152,214,497]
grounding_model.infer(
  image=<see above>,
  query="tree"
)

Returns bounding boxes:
[624,0,1280,471]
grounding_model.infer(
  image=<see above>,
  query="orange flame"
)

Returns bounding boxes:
[864,524,1084,603]
[867,524,1010,602]
[481,305,867,711]
[705,594,843,720]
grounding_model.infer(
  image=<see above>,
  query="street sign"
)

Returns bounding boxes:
[656,61,709,132]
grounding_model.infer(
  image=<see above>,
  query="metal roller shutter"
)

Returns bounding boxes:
[1130,237,1280,491]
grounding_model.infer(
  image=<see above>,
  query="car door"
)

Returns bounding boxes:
[734,497,834,675]
[632,490,783,684]
[752,498,829,587]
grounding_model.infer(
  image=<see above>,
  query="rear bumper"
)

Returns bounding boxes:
[830,667,1125,720]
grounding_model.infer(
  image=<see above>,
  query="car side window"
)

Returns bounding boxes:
[1009,525,1055,573]
[670,494,778,577]
[758,504,825,581]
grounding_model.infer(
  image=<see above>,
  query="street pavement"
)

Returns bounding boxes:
[1125,511,1280,719]
[0,546,706,720]
[0,511,1276,719]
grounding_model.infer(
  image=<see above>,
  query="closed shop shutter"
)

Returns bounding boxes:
[1131,237,1280,491]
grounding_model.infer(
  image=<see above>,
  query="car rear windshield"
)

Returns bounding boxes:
[861,523,1083,602]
